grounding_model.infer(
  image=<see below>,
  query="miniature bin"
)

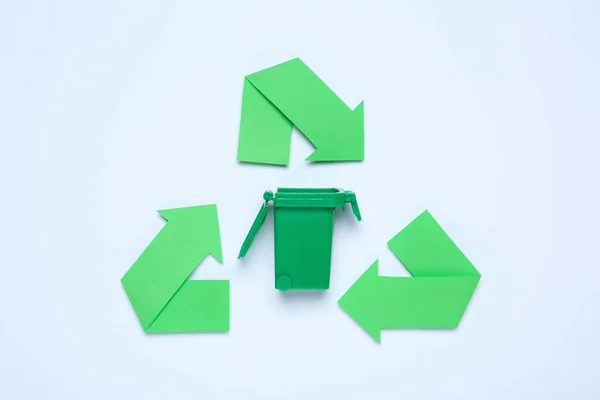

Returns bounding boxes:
[238,188,362,291]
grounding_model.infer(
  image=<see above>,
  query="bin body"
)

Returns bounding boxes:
[238,187,361,291]
[274,200,335,290]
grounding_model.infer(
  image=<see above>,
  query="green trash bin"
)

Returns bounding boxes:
[238,188,362,291]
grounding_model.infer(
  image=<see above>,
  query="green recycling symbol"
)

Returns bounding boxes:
[121,58,481,343]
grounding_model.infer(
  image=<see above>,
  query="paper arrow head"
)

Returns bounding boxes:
[338,260,382,343]
[305,100,364,162]
[157,204,223,263]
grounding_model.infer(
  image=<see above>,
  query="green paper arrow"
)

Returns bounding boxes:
[121,204,229,333]
[338,210,481,343]
[237,58,364,165]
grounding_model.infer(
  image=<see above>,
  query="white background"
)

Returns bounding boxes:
[1,0,599,398]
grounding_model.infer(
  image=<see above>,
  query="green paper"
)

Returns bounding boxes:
[237,58,364,165]
[121,204,229,333]
[237,79,293,166]
[338,210,481,343]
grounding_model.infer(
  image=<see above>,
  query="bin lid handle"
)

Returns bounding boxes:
[238,190,274,259]
[344,191,362,221]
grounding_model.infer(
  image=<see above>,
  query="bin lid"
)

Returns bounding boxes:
[238,191,274,259]
[238,188,361,259]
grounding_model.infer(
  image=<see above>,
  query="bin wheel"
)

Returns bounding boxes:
[276,275,292,291]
